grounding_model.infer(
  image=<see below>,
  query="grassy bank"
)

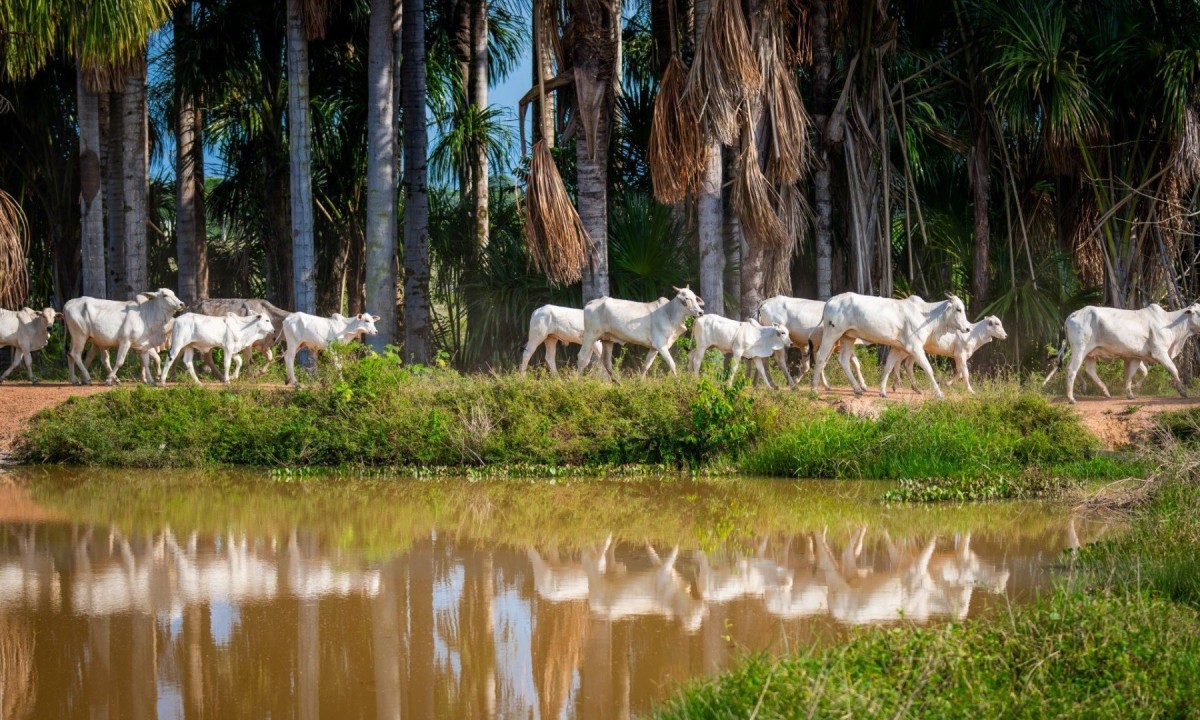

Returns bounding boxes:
[19,358,1135,488]
[651,425,1200,719]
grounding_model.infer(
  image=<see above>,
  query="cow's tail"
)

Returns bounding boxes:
[1042,335,1069,387]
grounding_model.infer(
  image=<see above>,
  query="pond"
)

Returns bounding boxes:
[0,469,1112,720]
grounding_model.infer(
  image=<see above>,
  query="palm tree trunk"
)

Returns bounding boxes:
[194,104,208,300]
[402,0,433,364]
[175,2,200,305]
[287,0,317,314]
[366,0,398,349]
[103,89,125,300]
[970,115,990,316]
[578,107,611,302]
[470,0,489,250]
[533,8,555,147]
[695,0,723,315]
[77,69,106,298]
[812,0,833,300]
[121,55,149,299]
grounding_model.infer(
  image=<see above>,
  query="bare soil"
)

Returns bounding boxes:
[0,382,112,458]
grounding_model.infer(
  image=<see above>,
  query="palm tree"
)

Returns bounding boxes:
[811,0,833,300]
[286,0,326,315]
[366,0,398,349]
[567,0,618,302]
[470,0,489,251]
[120,51,149,299]
[175,0,205,305]
[693,0,724,316]
[403,0,433,364]
[77,69,107,298]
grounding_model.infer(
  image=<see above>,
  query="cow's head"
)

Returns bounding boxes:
[944,294,970,333]
[771,322,793,349]
[671,285,705,317]
[983,315,1007,340]
[39,307,59,327]
[1185,304,1200,333]
[350,312,381,338]
[138,288,186,313]
[251,312,275,339]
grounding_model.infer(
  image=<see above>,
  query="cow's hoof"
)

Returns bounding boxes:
[1126,392,1136,400]
[913,387,923,395]
[1179,389,1189,399]
[879,391,888,399]
[1067,398,1077,405]
[30,379,40,386]
[104,379,115,387]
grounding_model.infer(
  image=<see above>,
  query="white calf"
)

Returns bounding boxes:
[283,312,380,386]
[519,304,605,375]
[160,312,276,385]
[688,315,791,387]
[0,307,59,383]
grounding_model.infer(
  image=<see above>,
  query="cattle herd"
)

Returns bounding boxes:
[0,288,379,387]
[0,283,1196,403]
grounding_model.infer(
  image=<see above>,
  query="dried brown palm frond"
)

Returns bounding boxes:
[732,124,787,249]
[0,189,29,309]
[684,0,761,146]
[756,2,811,185]
[1169,106,1200,186]
[300,0,331,40]
[523,140,589,286]
[1066,192,1104,288]
[650,55,704,203]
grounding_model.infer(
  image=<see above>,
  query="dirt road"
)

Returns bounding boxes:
[0,383,112,458]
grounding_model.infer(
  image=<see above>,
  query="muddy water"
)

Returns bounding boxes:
[0,470,1111,720]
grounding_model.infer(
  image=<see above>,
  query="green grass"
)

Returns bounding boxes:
[19,354,1139,501]
[651,420,1200,719]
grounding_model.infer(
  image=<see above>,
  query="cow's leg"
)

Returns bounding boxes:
[810,328,843,393]
[1151,347,1188,398]
[576,333,598,375]
[1082,357,1111,398]
[201,349,220,377]
[107,342,134,386]
[1122,359,1141,399]
[160,346,179,385]
[689,342,709,375]
[285,342,300,386]
[850,353,868,392]
[21,345,37,383]
[958,357,976,395]
[753,358,775,389]
[904,345,944,399]
[519,334,542,375]
[1064,350,1085,404]
[879,350,903,399]
[726,352,743,387]
[600,342,618,381]
[640,348,660,376]
[233,352,246,380]
[543,339,559,376]
[138,349,156,386]
[68,336,92,385]
[222,347,234,384]
[836,343,863,395]
[656,346,678,375]
[183,349,203,385]
[0,347,23,382]
[772,348,796,388]
[906,357,920,393]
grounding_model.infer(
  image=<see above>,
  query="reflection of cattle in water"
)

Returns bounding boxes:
[526,539,707,632]
[0,525,380,616]
[815,528,1010,624]
[693,537,794,604]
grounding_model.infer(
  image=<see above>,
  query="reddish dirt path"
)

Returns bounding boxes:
[0,383,112,457]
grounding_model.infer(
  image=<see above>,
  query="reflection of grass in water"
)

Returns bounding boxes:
[14,468,1098,556]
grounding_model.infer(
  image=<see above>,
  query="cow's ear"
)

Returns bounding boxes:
[137,292,153,302]
[672,286,681,293]
[749,317,761,326]
[371,315,381,322]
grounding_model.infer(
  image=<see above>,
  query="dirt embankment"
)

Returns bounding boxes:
[0,383,111,459]
[0,382,1198,456]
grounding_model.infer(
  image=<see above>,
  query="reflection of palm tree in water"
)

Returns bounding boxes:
[0,615,35,720]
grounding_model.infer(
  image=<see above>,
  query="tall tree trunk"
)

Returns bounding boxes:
[103,90,125,299]
[970,114,990,316]
[77,69,106,298]
[194,104,208,299]
[578,106,611,302]
[469,0,489,251]
[366,0,398,348]
[812,0,833,300]
[533,8,555,147]
[287,0,317,314]
[402,0,433,364]
[121,55,149,299]
[175,2,200,305]
[695,0,723,315]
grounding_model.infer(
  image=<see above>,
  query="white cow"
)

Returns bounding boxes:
[688,315,792,387]
[283,312,380,386]
[882,316,1008,396]
[519,304,605,375]
[577,287,705,379]
[583,544,706,632]
[1045,303,1200,404]
[64,289,185,386]
[192,298,291,378]
[0,307,59,383]
[757,296,867,389]
[160,312,276,385]
[812,293,970,399]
